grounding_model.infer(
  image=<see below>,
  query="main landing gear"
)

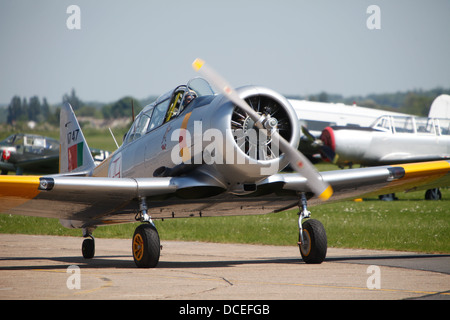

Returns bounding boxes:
[80,195,326,267]
[297,193,327,264]
[82,227,96,259]
[80,197,161,268]
[132,197,161,268]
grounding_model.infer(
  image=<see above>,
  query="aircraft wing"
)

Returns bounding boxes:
[0,175,176,225]
[379,153,450,164]
[1,160,449,228]
[0,155,59,174]
[270,160,450,204]
[0,161,16,173]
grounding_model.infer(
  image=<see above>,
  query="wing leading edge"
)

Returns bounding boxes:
[0,175,175,221]
[273,160,450,205]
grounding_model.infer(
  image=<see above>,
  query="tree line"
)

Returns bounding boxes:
[6,96,51,124]
[4,89,145,126]
[303,87,450,116]
[4,86,450,126]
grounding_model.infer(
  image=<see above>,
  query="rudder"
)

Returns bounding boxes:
[60,102,95,174]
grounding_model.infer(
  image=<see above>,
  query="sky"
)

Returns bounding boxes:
[0,0,449,105]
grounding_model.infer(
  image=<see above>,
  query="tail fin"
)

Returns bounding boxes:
[59,102,95,174]
[429,94,450,119]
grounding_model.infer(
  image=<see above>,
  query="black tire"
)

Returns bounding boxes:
[299,219,327,264]
[82,238,95,259]
[425,188,441,200]
[132,224,160,268]
[378,193,398,201]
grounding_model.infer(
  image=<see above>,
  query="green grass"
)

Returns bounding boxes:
[1,189,449,253]
[314,196,449,253]
[152,189,450,253]
[0,125,128,153]
[82,127,129,152]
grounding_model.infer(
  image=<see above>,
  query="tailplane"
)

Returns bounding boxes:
[59,102,95,174]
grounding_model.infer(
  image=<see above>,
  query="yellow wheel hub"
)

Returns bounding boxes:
[133,234,144,261]
[300,229,311,256]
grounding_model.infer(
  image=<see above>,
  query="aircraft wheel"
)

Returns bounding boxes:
[82,238,95,259]
[132,224,160,268]
[425,188,441,200]
[378,193,398,201]
[299,219,327,264]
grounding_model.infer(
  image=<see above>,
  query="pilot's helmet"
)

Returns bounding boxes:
[183,90,197,105]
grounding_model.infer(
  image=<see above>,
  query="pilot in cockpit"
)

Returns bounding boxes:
[180,90,197,113]
[183,90,196,106]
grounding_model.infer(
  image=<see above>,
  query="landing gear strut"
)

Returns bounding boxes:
[132,197,160,268]
[297,193,327,264]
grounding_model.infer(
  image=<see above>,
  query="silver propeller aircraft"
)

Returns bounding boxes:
[319,114,450,167]
[317,115,450,200]
[0,133,59,175]
[0,133,110,175]
[1,59,450,268]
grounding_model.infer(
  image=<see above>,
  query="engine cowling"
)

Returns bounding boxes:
[208,86,300,187]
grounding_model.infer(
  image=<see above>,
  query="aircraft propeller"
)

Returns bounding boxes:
[301,126,337,163]
[192,58,333,201]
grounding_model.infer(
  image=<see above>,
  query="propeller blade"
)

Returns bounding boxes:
[192,58,333,201]
[301,126,316,142]
[192,59,264,126]
[301,125,337,163]
[321,145,338,164]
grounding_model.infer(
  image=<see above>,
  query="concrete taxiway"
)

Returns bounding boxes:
[0,234,449,300]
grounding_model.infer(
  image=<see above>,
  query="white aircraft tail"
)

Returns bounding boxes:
[429,94,450,119]
[59,102,95,174]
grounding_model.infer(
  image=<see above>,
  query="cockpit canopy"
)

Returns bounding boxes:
[123,78,215,145]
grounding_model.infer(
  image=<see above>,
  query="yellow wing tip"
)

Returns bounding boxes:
[318,185,333,201]
[192,58,205,71]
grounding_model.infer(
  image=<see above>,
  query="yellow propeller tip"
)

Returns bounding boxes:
[192,58,205,71]
[332,154,339,164]
[318,185,333,201]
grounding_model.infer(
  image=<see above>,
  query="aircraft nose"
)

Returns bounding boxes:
[319,127,337,163]
[320,127,335,152]
[264,117,278,130]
